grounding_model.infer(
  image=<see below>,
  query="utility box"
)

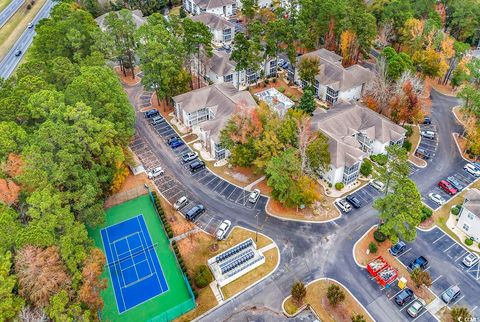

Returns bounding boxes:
[398,277,408,289]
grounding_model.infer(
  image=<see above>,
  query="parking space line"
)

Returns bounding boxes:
[448,294,465,308]
[433,235,445,244]
[454,251,468,262]
[443,243,456,253]
[399,298,416,311]
[411,309,429,322]
[431,275,442,284]
[397,248,411,258]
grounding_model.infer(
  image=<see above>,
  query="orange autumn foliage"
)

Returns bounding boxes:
[110,162,130,193]
[79,248,107,311]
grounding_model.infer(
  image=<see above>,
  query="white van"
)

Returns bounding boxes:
[420,130,435,140]
[371,180,385,192]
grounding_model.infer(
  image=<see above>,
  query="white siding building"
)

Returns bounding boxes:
[183,0,237,17]
[311,102,406,185]
[288,49,374,104]
[172,83,257,160]
[457,189,480,242]
[191,13,235,45]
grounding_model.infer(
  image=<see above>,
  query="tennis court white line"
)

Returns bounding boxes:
[102,228,127,313]
[137,215,170,294]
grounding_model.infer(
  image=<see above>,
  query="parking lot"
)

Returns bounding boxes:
[395,228,479,319]
[131,112,268,234]
[422,164,477,210]
[335,182,382,214]
[416,124,438,162]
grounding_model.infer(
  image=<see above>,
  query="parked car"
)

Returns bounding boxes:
[462,252,480,267]
[464,163,480,176]
[408,256,428,270]
[394,288,415,306]
[281,61,289,69]
[346,195,362,208]
[14,49,22,57]
[389,241,406,256]
[182,152,198,163]
[185,204,205,221]
[407,298,426,318]
[371,180,385,192]
[173,196,188,210]
[170,140,184,149]
[335,199,352,213]
[277,58,285,67]
[147,167,164,179]
[428,193,446,205]
[423,116,431,124]
[420,130,436,140]
[438,180,457,195]
[144,109,159,118]
[441,285,461,304]
[446,176,464,191]
[415,148,431,160]
[189,160,205,173]
[215,220,232,240]
[248,189,260,203]
[167,136,180,144]
[150,116,163,125]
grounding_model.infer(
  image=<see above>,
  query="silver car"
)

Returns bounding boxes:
[441,285,461,304]
[407,298,426,317]
[248,189,260,203]
[148,166,164,179]
[216,220,231,240]
[428,193,445,205]
[462,252,479,267]
[335,199,352,213]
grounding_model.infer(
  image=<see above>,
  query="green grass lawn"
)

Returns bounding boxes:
[89,194,195,322]
[0,0,13,13]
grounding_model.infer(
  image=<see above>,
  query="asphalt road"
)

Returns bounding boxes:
[125,83,477,321]
[0,0,24,28]
[0,0,54,79]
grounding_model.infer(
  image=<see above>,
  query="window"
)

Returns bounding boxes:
[314,80,319,96]
[223,28,232,42]
[468,212,475,220]
[215,143,226,160]
[326,86,338,104]
[342,162,360,185]
[463,223,470,232]
[246,68,258,84]
[224,74,233,82]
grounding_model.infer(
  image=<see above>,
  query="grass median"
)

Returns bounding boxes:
[0,0,13,13]
[0,0,47,60]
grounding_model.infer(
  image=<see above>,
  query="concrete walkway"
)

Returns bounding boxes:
[245,176,266,191]
[171,227,202,242]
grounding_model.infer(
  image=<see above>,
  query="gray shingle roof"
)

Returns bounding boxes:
[464,189,480,217]
[206,50,236,77]
[192,0,235,9]
[297,49,374,92]
[172,83,257,142]
[311,102,406,168]
[191,12,234,31]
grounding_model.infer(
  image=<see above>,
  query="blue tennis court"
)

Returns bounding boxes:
[101,214,169,313]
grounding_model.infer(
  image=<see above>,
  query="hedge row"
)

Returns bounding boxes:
[171,240,198,298]
[151,191,174,238]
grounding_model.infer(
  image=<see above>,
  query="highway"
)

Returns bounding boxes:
[0,0,54,79]
[0,0,24,28]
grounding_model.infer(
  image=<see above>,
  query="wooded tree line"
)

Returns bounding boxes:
[0,3,135,320]
[220,103,330,207]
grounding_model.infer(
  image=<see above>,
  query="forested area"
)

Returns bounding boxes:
[0,3,134,321]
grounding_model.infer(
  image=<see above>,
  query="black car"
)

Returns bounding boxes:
[446,176,464,191]
[185,204,205,221]
[395,288,414,306]
[415,148,431,160]
[189,160,205,173]
[346,195,362,208]
[408,256,428,270]
[167,136,180,145]
[143,109,159,118]
[15,50,22,57]
[423,116,431,124]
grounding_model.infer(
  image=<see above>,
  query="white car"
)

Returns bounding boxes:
[464,163,480,177]
[462,252,479,267]
[277,58,285,67]
[248,189,260,203]
[371,180,385,192]
[27,22,34,29]
[420,130,435,140]
[428,193,445,205]
[216,220,232,240]
[173,196,188,210]
[335,199,352,213]
[148,166,164,179]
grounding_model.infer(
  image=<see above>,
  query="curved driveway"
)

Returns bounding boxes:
[126,84,471,321]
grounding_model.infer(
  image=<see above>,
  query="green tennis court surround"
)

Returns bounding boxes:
[89,194,195,321]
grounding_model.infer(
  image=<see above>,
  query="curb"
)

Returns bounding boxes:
[452,133,472,163]
[352,225,378,269]
[192,235,281,322]
[281,277,377,322]
[409,124,427,168]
